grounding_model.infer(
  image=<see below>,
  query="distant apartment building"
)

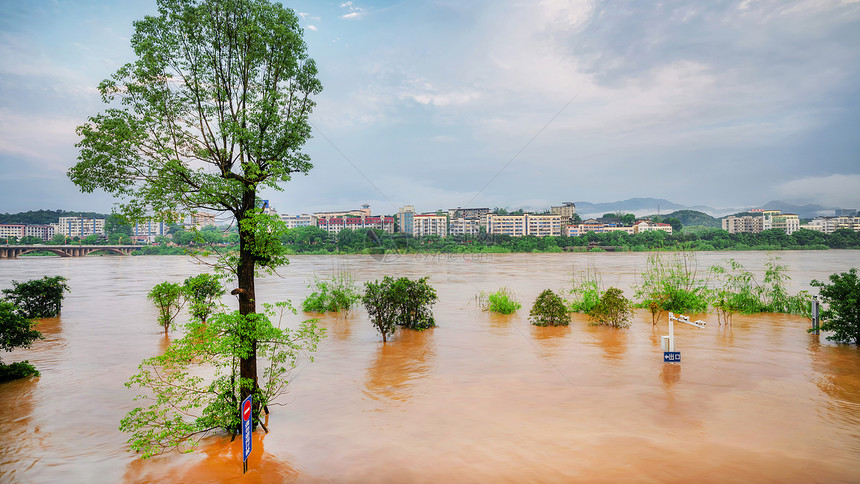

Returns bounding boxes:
[762,210,799,235]
[0,224,56,240]
[722,215,763,234]
[564,219,667,237]
[280,214,318,229]
[397,206,415,235]
[317,215,395,235]
[632,220,673,235]
[315,204,372,220]
[486,214,528,237]
[550,202,577,222]
[803,216,860,234]
[56,217,105,237]
[186,212,218,229]
[448,217,481,236]
[485,213,562,237]
[413,214,447,237]
[447,207,490,223]
[0,224,26,239]
[132,220,169,243]
[526,214,563,237]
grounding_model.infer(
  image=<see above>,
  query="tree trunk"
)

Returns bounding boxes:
[237,188,258,423]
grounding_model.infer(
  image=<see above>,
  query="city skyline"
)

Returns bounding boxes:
[1,0,859,215]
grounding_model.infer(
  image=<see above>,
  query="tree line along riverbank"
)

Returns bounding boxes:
[122,225,860,256]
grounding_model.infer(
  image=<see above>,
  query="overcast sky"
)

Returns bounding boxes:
[1,0,859,216]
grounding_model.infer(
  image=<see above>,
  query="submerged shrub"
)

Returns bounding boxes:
[147,282,184,334]
[2,275,70,318]
[362,276,438,341]
[480,287,521,314]
[567,267,602,314]
[182,273,225,323]
[302,273,361,312]
[810,268,860,344]
[0,361,40,382]
[709,256,812,323]
[635,252,709,317]
[588,287,633,328]
[0,301,43,381]
[529,289,570,327]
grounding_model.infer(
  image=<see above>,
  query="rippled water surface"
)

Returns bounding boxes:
[1,251,859,483]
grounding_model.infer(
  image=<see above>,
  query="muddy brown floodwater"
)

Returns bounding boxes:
[1,251,859,483]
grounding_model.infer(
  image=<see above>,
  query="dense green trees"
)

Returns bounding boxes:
[811,268,860,344]
[362,277,438,342]
[0,276,67,381]
[2,276,70,318]
[529,290,570,327]
[0,301,44,382]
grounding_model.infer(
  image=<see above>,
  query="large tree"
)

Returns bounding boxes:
[69,0,321,421]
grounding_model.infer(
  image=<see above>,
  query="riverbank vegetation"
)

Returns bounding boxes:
[271,226,860,255]
[0,276,67,381]
[362,277,438,342]
[2,276,69,318]
[478,287,522,314]
[811,268,860,344]
[0,301,43,382]
[302,273,361,312]
[530,289,570,327]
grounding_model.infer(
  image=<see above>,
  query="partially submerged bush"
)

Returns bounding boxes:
[811,268,860,344]
[362,276,438,342]
[709,256,812,325]
[480,287,521,314]
[634,252,709,318]
[588,287,633,328]
[0,361,39,382]
[182,273,225,323]
[302,273,361,312]
[0,300,43,381]
[2,275,70,318]
[567,267,602,313]
[147,282,184,334]
[529,289,570,327]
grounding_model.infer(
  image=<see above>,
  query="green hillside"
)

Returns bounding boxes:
[0,210,110,225]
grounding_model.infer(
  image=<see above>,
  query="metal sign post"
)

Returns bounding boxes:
[663,312,706,363]
[811,296,820,335]
[241,395,252,474]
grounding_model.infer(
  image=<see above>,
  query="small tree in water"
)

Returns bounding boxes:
[362,276,438,342]
[530,289,570,327]
[182,274,225,323]
[0,301,44,382]
[2,276,70,319]
[147,282,184,334]
[588,287,633,328]
[811,268,860,344]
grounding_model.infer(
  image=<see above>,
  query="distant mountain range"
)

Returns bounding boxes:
[572,198,839,220]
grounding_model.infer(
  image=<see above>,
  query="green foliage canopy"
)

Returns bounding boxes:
[811,268,860,344]
[1,276,70,318]
[529,289,570,327]
[0,301,43,381]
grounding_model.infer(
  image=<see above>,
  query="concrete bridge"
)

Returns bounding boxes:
[0,245,145,259]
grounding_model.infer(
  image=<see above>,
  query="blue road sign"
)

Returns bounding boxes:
[663,351,681,363]
[241,395,252,465]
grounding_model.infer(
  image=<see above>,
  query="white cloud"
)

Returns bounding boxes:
[307,25,318,31]
[775,174,860,207]
[339,1,366,19]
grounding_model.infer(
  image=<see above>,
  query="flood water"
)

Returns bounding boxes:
[1,251,859,483]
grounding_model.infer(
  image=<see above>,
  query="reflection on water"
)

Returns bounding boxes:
[364,329,435,403]
[1,252,859,482]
